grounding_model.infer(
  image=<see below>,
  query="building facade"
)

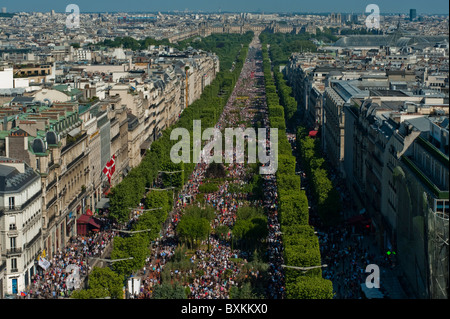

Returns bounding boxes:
[0,158,42,297]
[344,99,449,298]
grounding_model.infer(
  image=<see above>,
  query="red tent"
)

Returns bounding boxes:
[309,130,318,137]
[86,208,93,216]
[77,214,101,235]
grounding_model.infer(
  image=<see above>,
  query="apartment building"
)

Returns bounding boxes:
[78,94,130,203]
[344,99,449,298]
[0,102,89,258]
[322,81,369,176]
[0,157,42,298]
[395,117,448,299]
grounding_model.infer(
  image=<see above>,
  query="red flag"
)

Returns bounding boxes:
[102,155,116,184]
[110,155,116,175]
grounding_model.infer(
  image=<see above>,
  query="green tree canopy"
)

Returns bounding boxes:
[152,283,187,299]
[286,276,334,299]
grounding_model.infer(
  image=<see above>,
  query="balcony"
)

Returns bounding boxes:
[48,160,60,171]
[26,230,42,250]
[66,151,85,171]
[68,187,87,211]
[61,132,87,155]
[47,177,57,189]
[6,248,23,256]
[46,195,57,209]
[0,190,42,214]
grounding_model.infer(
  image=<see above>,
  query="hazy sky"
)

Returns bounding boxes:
[4,0,449,14]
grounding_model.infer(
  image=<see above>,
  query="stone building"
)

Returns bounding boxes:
[0,157,42,298]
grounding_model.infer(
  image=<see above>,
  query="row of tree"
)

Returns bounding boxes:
[98,36,172,51]
[232,206,268,251]
[261,37,334,299]
[108,33,251,223]
[296,127,342,226]
[259,32,317,69]
[176,206,215,249]
[177,32,254,72]
[75,33,253,298]
[273,71,298,128]
[261,30,342,228]
[72,190,173,299]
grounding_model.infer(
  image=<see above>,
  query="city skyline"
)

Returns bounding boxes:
[0,0,448,302]
[1,0,449,14]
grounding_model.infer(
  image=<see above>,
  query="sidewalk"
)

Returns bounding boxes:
[360,228,409,299]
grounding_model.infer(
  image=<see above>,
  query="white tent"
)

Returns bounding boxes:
[38,257,51,270]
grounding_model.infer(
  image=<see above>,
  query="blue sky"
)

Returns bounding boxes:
[4,0,449,14]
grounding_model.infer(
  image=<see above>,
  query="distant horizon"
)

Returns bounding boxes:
[1,0,449,15]
[4,10,450,16]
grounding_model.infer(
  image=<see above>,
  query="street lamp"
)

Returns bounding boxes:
[89,257,134,263]
[145,187,175,191]
[159,170,184,188]
[113,229,152,234]
[281,264,328,272]
[128,207,163,211]
[158,170,185,174]
[155,169,184,200]
[85,257,134,289]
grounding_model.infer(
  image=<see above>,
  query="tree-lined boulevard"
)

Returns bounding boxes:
[23,31,386,301]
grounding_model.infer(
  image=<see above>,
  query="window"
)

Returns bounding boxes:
[435,199,449,215]
[8,197,15,210]
[10,237,16,249]
[11,258,17,269]
[9,216,16,230]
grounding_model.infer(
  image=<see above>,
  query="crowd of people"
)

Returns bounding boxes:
[18,34,389,301]
[264,172,285,299]
[24,226,117,299]
[187,238,244,299]
[21,34,384,301]
[136,36,286,299]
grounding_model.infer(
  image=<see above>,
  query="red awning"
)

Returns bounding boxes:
[77,214,90,224]
[309,130,318,137]
[88,218,101,229]
[77,214,101,229]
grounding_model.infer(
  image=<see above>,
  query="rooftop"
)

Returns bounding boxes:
[0,157,40,193]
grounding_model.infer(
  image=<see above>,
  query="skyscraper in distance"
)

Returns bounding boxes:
[410,9,417,21]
